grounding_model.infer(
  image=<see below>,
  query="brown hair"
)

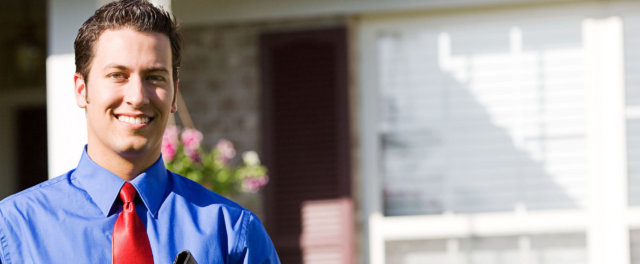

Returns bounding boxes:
[74,0,181,83]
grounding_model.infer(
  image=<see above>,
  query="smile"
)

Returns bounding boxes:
[117,115,152,125]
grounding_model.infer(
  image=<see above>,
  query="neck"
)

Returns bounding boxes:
[86,145,158,181]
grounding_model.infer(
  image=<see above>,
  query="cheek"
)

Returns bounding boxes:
[88,86,122,109]
[152,87,173,107]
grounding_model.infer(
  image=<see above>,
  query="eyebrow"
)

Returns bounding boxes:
[144,67,170,74]
[103,64,129,71]
[102,64,169,74]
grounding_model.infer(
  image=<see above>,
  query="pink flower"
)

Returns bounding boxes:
[241,174,269,193]
[163,143,177,162]
[181,129,203,163]
[162,125,179,161]
[215,139,236,164]
[181,129,203,150]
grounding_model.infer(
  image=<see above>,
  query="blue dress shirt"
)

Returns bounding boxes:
[0,148,280,263]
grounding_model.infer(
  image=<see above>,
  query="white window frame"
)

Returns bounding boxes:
[356,2,638,264]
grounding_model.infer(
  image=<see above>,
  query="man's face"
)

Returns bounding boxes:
[74,28,177,163]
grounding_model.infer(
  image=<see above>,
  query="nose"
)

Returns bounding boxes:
[124,75,149,107]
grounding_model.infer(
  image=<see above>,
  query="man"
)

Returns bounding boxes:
[0,0,280,263]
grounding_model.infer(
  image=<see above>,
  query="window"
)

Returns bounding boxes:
[377,20,588,216]
[359,3,633,264]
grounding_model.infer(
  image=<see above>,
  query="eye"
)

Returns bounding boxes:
[146,75,167,84]
[107,72,127,82]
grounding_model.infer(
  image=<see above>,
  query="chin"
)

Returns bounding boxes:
[115,141,151,157]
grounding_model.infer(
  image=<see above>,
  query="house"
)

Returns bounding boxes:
[1,0,636,263]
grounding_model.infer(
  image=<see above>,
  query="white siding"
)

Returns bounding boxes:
[175,0,571,25]
[385,234,586,264]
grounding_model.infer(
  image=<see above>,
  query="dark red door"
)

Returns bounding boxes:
[260,27,352,263]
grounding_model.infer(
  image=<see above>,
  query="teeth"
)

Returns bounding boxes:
[118,115,150,124]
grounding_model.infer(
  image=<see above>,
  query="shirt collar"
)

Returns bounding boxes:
[73,146,168,218]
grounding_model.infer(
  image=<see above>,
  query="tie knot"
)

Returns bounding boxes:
[119,182,138,203]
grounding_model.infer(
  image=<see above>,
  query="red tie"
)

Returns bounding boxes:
[112,182,154,264]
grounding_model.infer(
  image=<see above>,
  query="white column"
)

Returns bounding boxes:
[46,0,103,178]
[584,17,629,264]
[358,23,385,264]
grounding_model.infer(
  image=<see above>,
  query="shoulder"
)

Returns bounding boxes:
[166,171,251,223]
[0,170,77,263]
[0,170,75,212]
[168,171,244,210]
[0,170,81,228]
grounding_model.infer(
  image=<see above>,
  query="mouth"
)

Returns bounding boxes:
[115,114,153,126]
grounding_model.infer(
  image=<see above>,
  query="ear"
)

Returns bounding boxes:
[74,73,88,108]
[171,81,179,113]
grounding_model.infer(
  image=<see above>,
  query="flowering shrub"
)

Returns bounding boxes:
[161,125,269,196]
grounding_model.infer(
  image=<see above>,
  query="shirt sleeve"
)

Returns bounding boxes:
[0,208,7,264]
[239,211,280,264]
